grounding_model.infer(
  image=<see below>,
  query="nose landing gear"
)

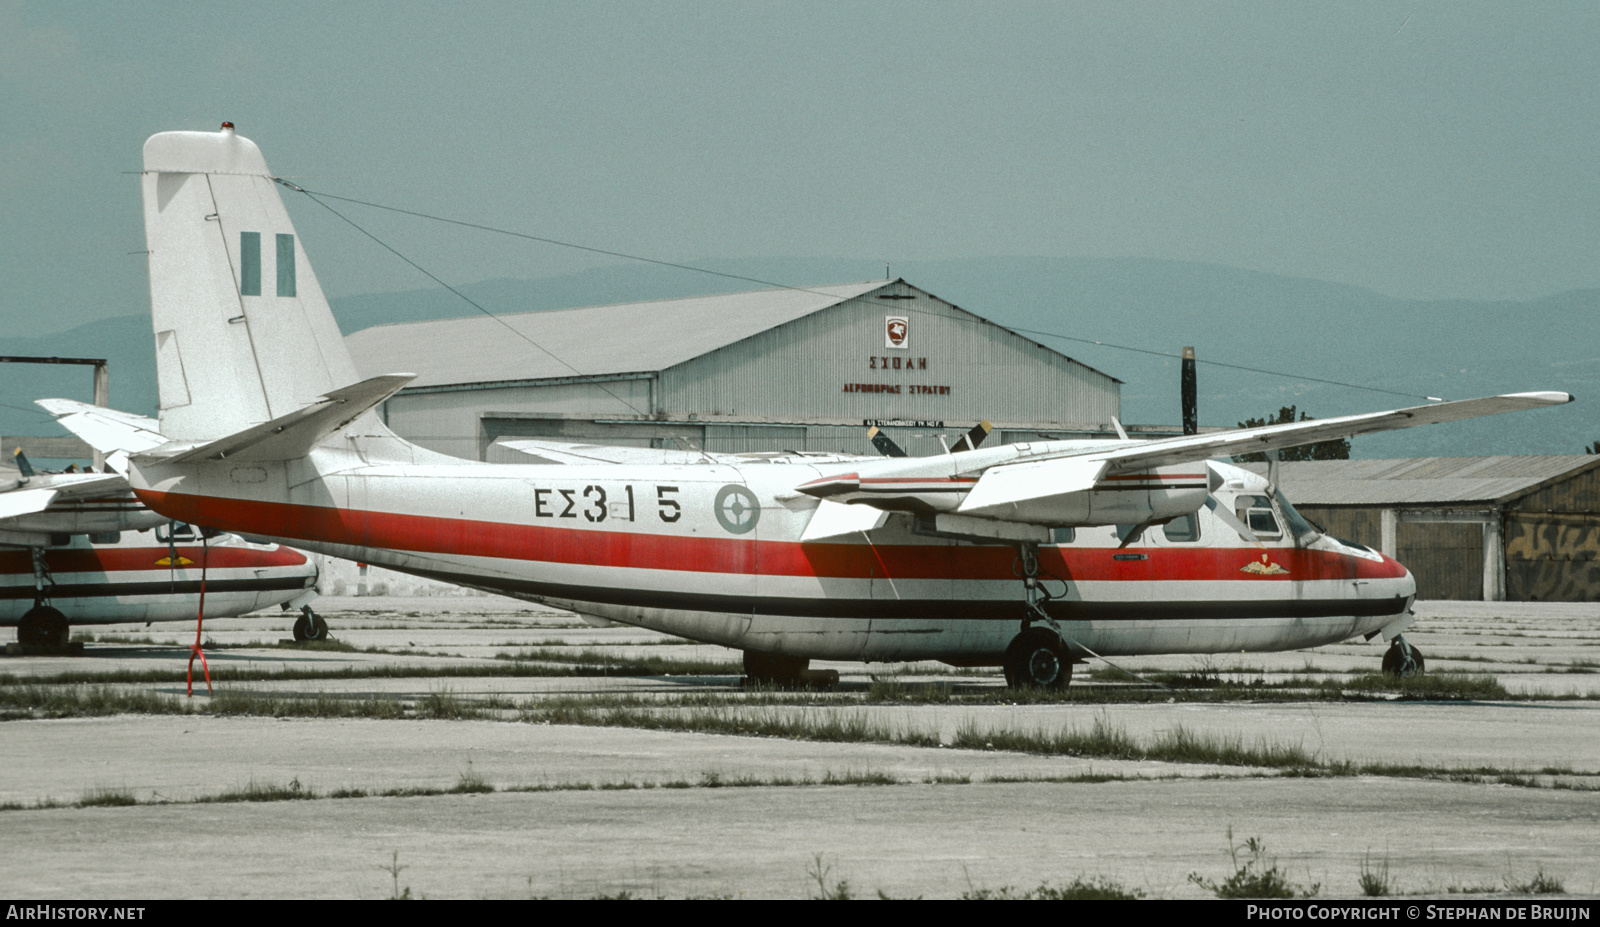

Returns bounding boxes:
[1382,635,1425,678]
[292,606,329,642]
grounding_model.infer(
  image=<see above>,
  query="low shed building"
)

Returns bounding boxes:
[1262,456,1600,602]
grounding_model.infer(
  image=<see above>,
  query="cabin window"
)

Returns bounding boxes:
[1050,527,1075,544]
[1235,495,1282,538]
[1114,524,1144,544]
[88,532,121,545]
[1162,513,1200,542]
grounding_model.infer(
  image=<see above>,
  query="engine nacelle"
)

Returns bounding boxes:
[958,463,1216,527]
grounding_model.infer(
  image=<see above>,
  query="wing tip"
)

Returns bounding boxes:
[1505,391,1575,406]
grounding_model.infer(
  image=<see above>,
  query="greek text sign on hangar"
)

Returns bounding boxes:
[342,279,1124,461]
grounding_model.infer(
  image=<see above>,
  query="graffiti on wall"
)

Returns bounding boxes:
[1505,517,1600,602]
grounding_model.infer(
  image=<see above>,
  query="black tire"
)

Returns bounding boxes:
[293,610,329,642]
[18,606,69,649]
[1381,640,1425,678]
[743,650,809,685]
[1003,628,1072,690]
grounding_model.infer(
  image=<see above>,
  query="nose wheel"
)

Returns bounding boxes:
[292,606,330,642]
[1382,636,1425,678]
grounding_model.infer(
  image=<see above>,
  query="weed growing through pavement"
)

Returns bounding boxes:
[1359,849,1395,896]
[1188,828,1320,898]
[807,854,851,900]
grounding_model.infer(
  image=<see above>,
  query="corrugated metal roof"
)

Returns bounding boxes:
[1243,456,1600,506]
[346,280,888,389]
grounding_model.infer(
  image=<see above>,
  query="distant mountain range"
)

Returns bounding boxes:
[5,256,1593,460]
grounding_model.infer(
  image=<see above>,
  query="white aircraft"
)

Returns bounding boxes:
[46,125,1574,686]
[0,445,323,648]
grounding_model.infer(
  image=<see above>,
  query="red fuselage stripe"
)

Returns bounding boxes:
[137,489,1404,584]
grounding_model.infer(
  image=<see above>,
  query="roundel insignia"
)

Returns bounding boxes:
[713,484,760,535]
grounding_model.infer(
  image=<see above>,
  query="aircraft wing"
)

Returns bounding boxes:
[801,391,1575,527]
[1081,391,1574,474]
[0,472,131,520]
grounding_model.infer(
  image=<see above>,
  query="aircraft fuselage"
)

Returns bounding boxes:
[130,453,1413,663]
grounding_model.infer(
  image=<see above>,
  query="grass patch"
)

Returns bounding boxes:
[1505,866,1565,895]
[198,778,317,804]
[963,876,1145,900]
[494,647,740,676]
[951,714,1314,769]
[77,786,138,808]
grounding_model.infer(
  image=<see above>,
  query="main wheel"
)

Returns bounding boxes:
[1381,639,1425,678]
[18,606,69,649]
[293,609,330,642]
[1003,628,1072,690]
[743,650,809,685]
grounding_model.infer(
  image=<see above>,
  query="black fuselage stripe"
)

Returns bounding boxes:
[0,578,311,600]
[402,567,1406,621]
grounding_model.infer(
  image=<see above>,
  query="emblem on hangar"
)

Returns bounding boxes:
[1240,554,1290,576]
[714,484,761,535]
[885,315,908,349]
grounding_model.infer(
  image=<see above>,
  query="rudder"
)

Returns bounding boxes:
[142,125,362,443]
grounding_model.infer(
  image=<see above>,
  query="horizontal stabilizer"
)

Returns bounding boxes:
[958,457,1108,520]
[158,374,414,464]
[37,400,168,455]
[801,500,890,542]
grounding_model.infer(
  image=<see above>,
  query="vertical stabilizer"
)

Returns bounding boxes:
[142,125,363,443]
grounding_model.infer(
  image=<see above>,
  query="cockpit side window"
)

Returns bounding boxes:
[155,522,196,543]
[1234,495,1282,538]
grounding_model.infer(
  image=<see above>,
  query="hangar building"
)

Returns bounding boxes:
[346,278,1129,461]
[1258,456,1600,602]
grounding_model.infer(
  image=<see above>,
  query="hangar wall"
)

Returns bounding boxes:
[362,279,1124,462]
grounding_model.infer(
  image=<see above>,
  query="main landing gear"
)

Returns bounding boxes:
[292,606,330,642]
[14,548,73,652]
[1002,542,1074,690]
[17,605,69,649]
[741,650,840,688]
[1382,635,1425,678]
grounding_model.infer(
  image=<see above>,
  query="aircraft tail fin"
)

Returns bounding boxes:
[141,125,396,449]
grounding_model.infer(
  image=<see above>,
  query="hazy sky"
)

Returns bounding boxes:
[4,1,1598,336]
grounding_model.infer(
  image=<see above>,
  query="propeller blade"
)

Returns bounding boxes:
[951,420,993,453]
[867,426,907,458]
[1206,496,1262,547]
